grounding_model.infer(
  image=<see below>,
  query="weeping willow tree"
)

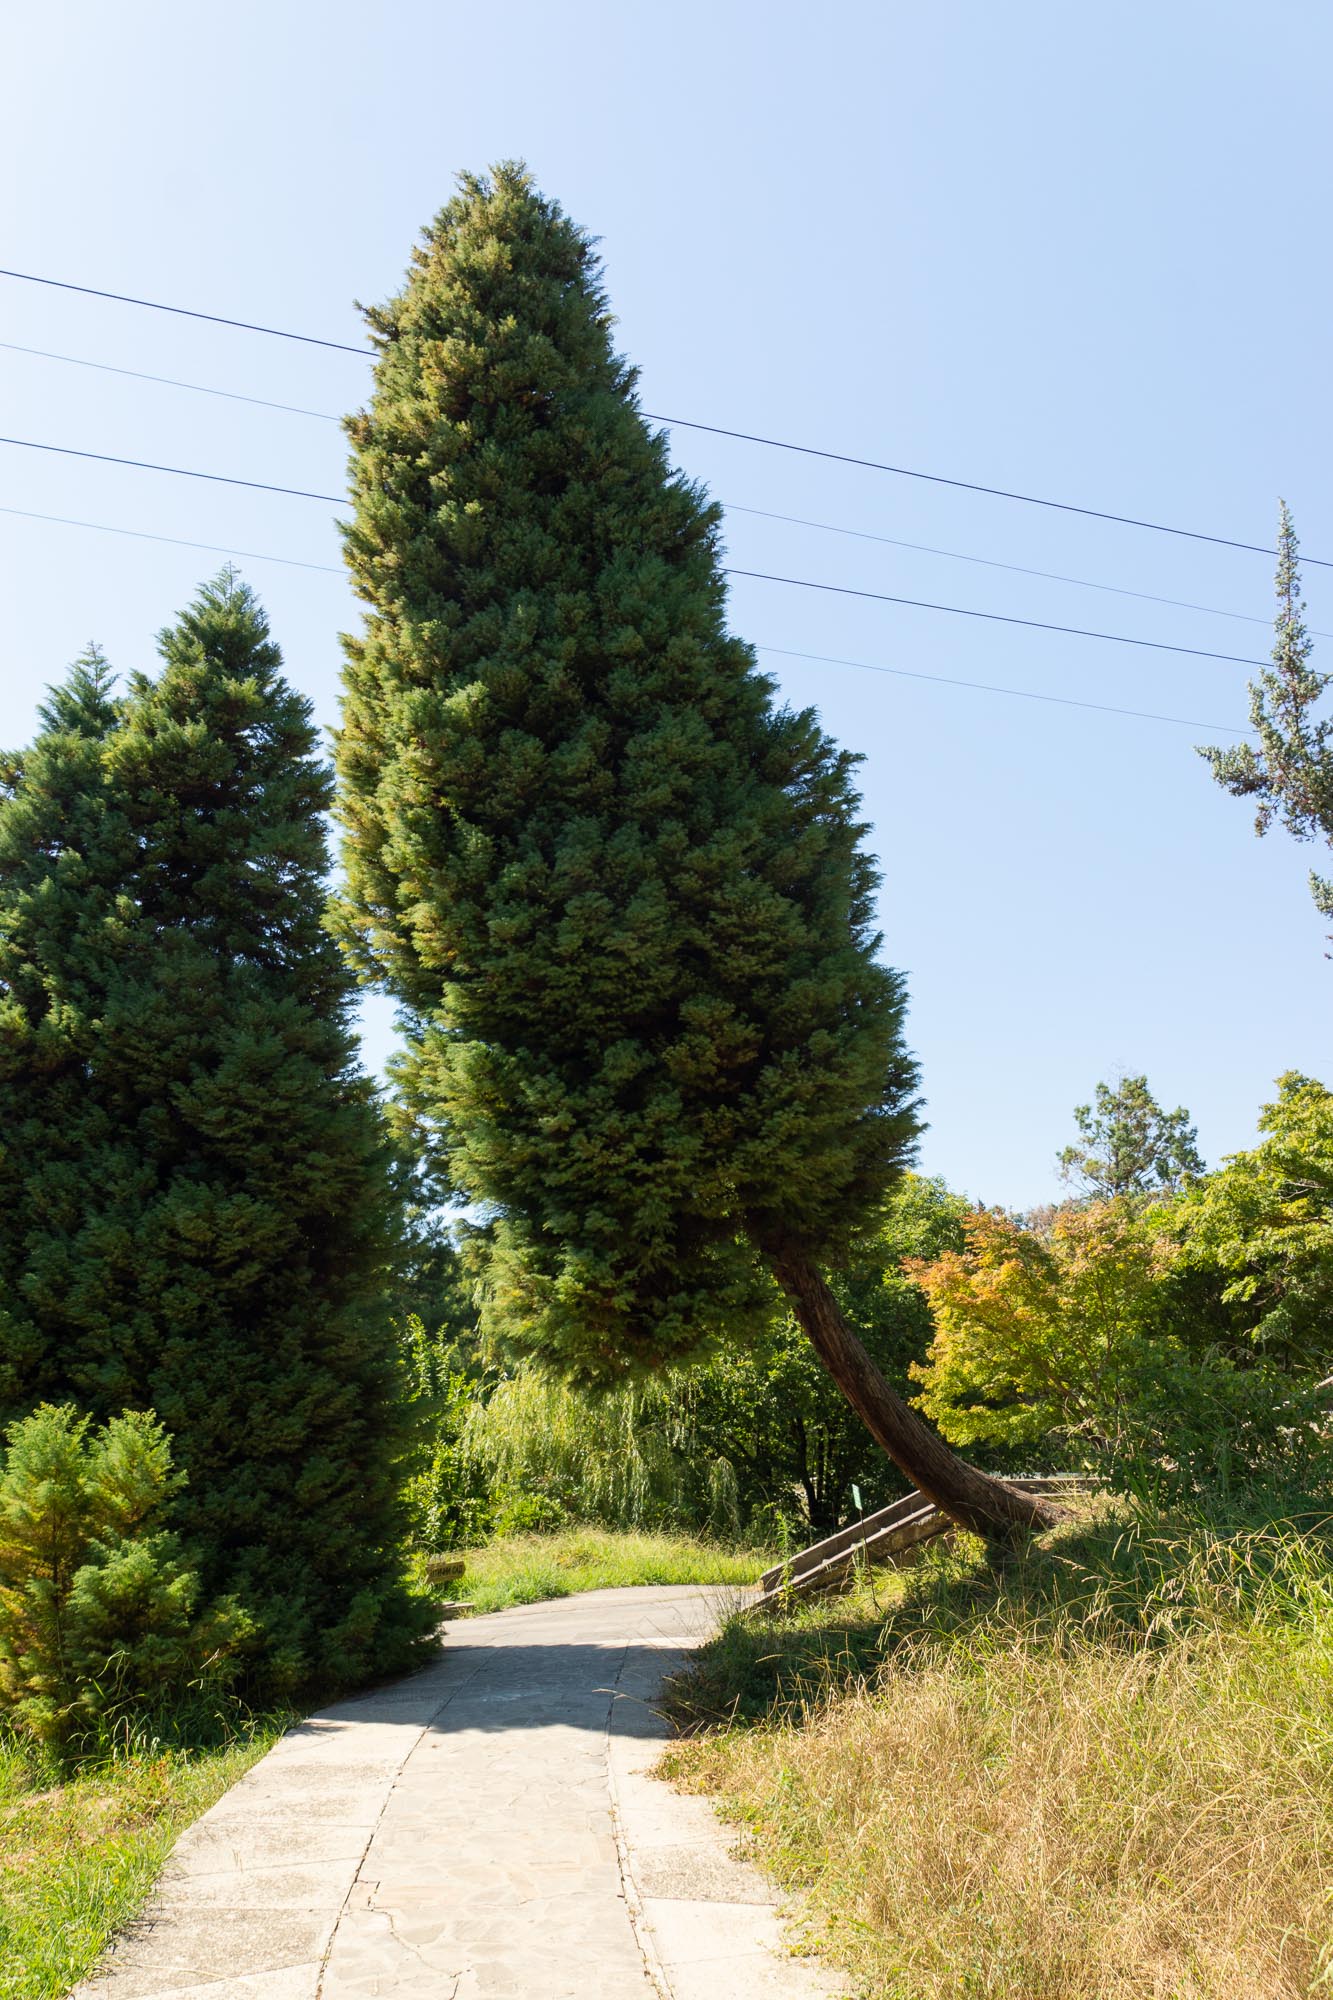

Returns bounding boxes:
[335,164,1057,1540]
[462,1370,741,1537]
[400,1320,742,1550]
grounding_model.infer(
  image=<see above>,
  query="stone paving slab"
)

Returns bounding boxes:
[76,1585,851,2000]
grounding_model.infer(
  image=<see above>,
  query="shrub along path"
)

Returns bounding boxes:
[73,1585,842,2000]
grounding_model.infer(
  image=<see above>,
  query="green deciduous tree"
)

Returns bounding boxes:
[909,1201,1175,1453]
[911,1164,1333,1503]
[334,164,1053,1537]
[1178,1072,1333,1372]
[1202,504,1333,942]
[1058,1074,1204,1199]
[0,575,430,1690]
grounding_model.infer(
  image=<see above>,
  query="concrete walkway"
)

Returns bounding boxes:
[76,1586,847,2000]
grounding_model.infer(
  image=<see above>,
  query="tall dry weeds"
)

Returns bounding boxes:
[668,1519,1333,1998]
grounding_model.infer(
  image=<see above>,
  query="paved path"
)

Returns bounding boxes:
[77,1586,845,2000]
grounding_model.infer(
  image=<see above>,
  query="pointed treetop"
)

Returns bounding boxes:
[36,644,120,739]
[1058,1073,1204,1199]
[153,566,283,686]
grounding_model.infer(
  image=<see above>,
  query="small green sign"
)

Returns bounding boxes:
[851,1484,863,1513]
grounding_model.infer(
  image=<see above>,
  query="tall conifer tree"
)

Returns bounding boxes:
[0,575,429,1686]
[336,166,1052,1535]
[1202,503,1333,941]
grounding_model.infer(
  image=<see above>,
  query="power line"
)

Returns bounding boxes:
[0,435,342,504]
[0,503,343,573]
[0,268,369,355]
[730,569,1266,668]
[756,645,1249,735]
[0,497,1252,734]
[648,415,1326,569]
[0,341,340,421]
[0,263,1320,568]
[0,435,1271,667]
[725,504,1331,637]
[3,338,1294,633]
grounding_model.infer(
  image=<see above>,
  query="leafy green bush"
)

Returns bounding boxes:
[1177,1071,1333,1369]
[909,1199,1179,1455]
[399,1316,497,1551]
[909,1161,1333,1506]
[1111,1357,1333,1510]
[0,1405,246,1746]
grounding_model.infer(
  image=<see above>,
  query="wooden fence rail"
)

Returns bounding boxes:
[751,1474,1090,1613]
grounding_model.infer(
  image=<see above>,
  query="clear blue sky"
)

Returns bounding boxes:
[3,2,1329,1207]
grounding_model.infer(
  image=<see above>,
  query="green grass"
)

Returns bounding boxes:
[435,1526,768,1614]
[0,1719,281,1999]
[662,1500,1333,1999]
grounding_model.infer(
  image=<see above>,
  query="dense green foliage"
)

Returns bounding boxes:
[0,1405,242,1746]
[911,1200,1170,1454]
[397,1067,1333,1542]
[460,1365,741,1539]
[335,163,920,1384]
[1203,505,1333,940]
[1178,1070,1333,1370]
[1057,1072,1203,1197]
[910,1075,1333,1505]
[0,574,430,1690]
[402,1176,969,1544]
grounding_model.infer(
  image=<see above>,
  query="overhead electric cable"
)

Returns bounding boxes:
[725,504,1329,636]
[0,503,343,572]
[0,435,1271,667]
[648,415,1329,568]
[0,498,1252,733]
[755,644,1250,734]
[0,341,340,420]
[2,339,1293,631]
[0,263,1322,566]
[729,569,1266,667]
[0,435,342,503]
[0,268,368,354]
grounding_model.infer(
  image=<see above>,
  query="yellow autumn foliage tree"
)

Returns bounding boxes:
[907,1201,1176,1452]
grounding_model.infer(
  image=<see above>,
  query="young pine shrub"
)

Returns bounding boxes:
[0,1404,245,1748]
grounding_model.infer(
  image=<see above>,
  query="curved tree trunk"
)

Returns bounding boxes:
[761,1238,1062,1539]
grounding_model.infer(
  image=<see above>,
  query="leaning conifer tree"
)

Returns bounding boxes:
[336,165,1053,1535]
[0,575,430,1687]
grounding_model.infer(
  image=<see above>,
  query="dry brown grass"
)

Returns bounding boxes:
[665,1515,1333,1998]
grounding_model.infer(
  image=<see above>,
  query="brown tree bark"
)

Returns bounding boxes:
[761,1236,1063,1539]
